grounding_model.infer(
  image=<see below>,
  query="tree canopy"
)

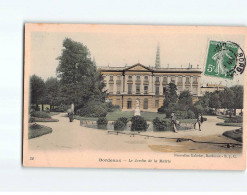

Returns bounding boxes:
[56,38,106,110]
[30,75,45,108]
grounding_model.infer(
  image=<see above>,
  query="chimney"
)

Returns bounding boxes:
[197,64,199,69]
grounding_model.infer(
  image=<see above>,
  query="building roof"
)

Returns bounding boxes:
[98,63,202,73]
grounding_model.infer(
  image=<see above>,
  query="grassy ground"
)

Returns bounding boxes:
[30,117,59,122]
[216,115,242,127]
[216,122,242,127]
[28,123,53,139]
[223,128,242,142]
[29,111,60,122]
[74,110,196,123]
[48,112,61,117]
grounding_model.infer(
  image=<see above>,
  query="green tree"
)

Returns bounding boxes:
[30,75,46,110]
[178,90,193,111]
[230,85,243,115]
[44,77,61,111]
[56,38,106,111]
[163,83,178,107]
[158,83,178,117]
[220,88,235,117]
[195,92,210,112]
[209,92,220,112]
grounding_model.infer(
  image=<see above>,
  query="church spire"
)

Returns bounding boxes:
[155,43,160,69]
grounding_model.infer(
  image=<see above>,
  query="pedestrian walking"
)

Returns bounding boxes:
[171,113,178,133]
[194,113,203,131]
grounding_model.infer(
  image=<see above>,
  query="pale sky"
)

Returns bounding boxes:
[30,30,245,86]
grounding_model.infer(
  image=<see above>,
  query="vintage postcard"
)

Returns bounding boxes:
[23,24,247,170]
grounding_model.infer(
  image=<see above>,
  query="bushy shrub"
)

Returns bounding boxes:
[206,108,216,115]
[113,117,128,130]
[118,117,128,125]
[105,102,121,112]
[175,111,188,119]
[224,116,242,123]
[152,117,171,131]
[76,103,107,117]
[187,110,195,119]
[51,104,69,112]
[30,111,51,118]
[114,120,126,131]
[130,116,149,131]
[97,117,108,127]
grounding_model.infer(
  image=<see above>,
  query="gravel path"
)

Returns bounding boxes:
[29,113,241,153]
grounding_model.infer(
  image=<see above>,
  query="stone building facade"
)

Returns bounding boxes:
[98,63,202,112]
[201,84,225,95]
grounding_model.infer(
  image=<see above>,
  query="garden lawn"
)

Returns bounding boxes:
[75,110,197,123]
[216,123,243,127]
[28,123,53,139]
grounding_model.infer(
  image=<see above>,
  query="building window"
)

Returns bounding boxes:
[110,76,113,81]
[136,85,140,94]
[193,76,198,83]
[117,84,121,94]
[144,85,148,94]
[143,98,148,109]
[163,76,167,83]
[186,76,190,83]
[186,86,190,91]
[128,75,132,80]
[144,76,148,81]
[127,98,132,109]
[178,77,182,83]
[155,100,159,108]
[171,76,175,83]
[155,86,159,95]
[163,87,166,95]
[136,75,140,80]
[117,75,121,80]
[193,86,197,95]
[128,84,132,94]
[109,84,113,94]
[178,86,183,92]
[156,77,159,82]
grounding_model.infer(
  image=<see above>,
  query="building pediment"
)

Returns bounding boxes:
[124,63,153,72]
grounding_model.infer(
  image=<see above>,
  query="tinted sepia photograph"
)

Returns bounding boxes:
[23,24,246,170]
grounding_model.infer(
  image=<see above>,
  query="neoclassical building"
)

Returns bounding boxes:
[98,63,202,112]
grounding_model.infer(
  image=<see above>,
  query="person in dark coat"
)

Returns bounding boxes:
[171,113,178,133]
[194,113,203,131]
[68,112,74,122]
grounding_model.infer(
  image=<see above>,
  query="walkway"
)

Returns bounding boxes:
[29,113,241,153]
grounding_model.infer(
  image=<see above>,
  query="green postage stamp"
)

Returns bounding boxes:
[205,40,239,79]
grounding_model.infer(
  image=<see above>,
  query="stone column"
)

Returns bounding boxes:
[140,75,144,94]
[132,75,136,95]
[182,76,185,91]
[167,75,170,84]
[159,76,162,95]
[151,75,155,93]
[190,76,193,94]
[197,76,201,96]
[149,75,152,94]
[113,76,116,94]
[105,75,109,93]
[174,75,177,86]
[124,75,128,94]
